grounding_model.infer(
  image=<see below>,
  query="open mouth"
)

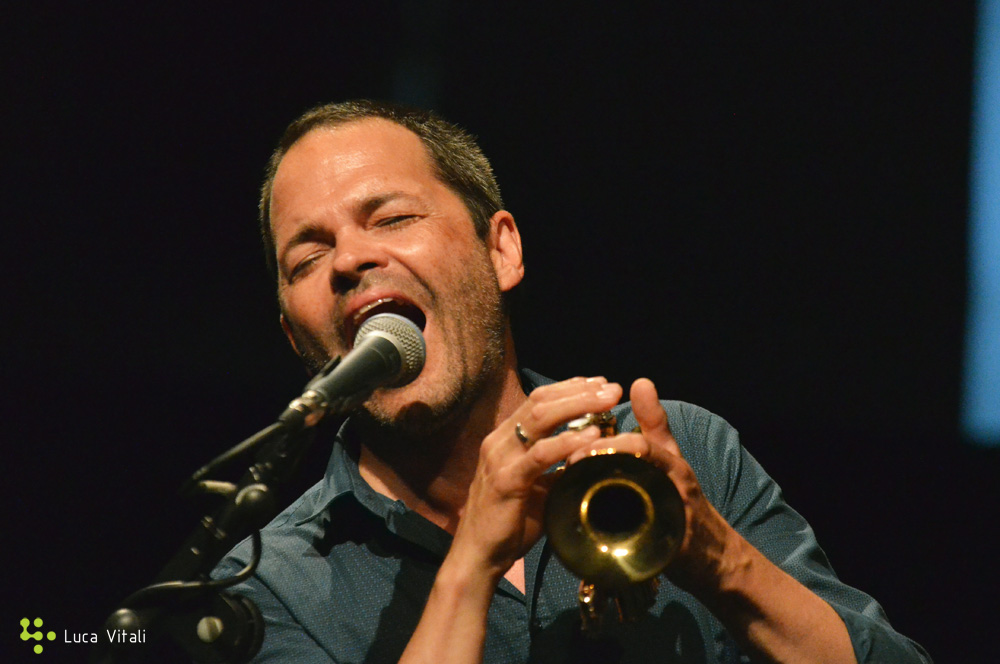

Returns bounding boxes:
[350,297,427,344]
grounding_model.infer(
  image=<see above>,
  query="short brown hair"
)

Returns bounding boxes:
[259,100,504,280]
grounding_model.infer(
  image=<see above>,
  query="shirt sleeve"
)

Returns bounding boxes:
[213,545,337,663]
[647,401,933,664]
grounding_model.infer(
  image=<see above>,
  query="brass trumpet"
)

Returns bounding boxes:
[544,412,685,632]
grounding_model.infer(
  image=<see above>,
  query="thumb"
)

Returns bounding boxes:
[630,378,681,456]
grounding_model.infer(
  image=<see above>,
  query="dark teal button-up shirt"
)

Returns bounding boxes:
[214,370,931,663]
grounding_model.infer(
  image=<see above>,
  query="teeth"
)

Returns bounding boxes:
[355,297,395,322]
[352,298,402,333]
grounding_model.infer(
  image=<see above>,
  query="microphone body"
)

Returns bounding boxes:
[279,313,426,429]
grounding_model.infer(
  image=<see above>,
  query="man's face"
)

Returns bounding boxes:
[270,119,518,431]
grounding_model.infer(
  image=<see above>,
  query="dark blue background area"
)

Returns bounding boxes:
[3,3,993,661]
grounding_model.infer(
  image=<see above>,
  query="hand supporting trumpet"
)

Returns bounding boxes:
[398,376,856,664]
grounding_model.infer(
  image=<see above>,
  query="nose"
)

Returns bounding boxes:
[329,226,387,292]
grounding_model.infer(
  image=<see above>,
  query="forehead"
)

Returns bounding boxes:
[270,119,437,215]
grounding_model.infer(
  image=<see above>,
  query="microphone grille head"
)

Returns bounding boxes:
[355,313,427,386]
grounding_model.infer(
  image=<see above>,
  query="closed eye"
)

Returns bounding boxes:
[288,250,326,281]
[376,214,418,228]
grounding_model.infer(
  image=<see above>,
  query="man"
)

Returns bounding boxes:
[215,100,931,663]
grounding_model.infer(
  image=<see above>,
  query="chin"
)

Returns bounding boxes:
[359,368,466,433]
[358,397,452,440]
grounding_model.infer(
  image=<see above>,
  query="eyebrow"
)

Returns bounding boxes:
[357,191,421,217]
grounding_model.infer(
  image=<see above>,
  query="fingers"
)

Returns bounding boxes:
[511,425,603,483]
[454,376,628,576]
[476,376,622,490]
[510,377,622,447]
[480,375,686,495]
[630,378,681,457]
[554,378,682,468]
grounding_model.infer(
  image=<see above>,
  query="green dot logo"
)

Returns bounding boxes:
[20,618,56,655]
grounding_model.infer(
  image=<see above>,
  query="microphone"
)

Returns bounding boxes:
[279,313,426,430]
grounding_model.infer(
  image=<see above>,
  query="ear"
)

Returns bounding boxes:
[488,210,525,293]
[280,313,303,358]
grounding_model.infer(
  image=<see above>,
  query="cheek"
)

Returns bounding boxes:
[399,220,481,264]
[280,293,313,329]
[281,289,338,341]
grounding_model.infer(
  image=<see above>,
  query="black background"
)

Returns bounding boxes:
[5,2,994,662]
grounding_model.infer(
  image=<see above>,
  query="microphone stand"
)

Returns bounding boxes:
[93,355,356,663]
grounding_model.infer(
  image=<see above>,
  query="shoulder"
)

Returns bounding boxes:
[215,478,329,574]
[612,399,741,456]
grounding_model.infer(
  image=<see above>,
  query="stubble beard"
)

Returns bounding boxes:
[285,254,509,446]
[358,260,508,444]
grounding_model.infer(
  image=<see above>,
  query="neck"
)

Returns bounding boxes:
[356,339,527,533]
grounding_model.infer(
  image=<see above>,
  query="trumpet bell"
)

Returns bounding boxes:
[545,452,685,591]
